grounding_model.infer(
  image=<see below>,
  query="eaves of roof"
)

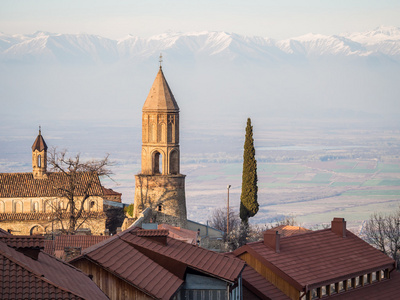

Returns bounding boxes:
[234,244,304,291]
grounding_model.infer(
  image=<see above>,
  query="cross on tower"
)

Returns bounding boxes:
[159,53,163,69]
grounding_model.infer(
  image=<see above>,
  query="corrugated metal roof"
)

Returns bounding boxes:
[235,228,395,290]
[0,238,109,300]
[0,172,104,198]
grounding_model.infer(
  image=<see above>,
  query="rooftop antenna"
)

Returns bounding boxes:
[159,53,163,69]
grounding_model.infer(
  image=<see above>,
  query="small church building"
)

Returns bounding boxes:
[0,129,121,235]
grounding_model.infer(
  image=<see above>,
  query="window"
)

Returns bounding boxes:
[38,155,41,167]
[355,276,362,287]
[153,151,162,174]
[329,283,336,295]
[158,205,162,212]
[321,286,327,297]
[90,201,95,209]
[32,202,39,213]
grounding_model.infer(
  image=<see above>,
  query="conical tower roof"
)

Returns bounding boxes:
[31,128,48,151]
[142,67,179,112]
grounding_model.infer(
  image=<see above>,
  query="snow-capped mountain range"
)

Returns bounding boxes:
[1,26,400,63]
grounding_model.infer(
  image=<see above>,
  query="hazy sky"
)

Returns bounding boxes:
[1,0,399,39]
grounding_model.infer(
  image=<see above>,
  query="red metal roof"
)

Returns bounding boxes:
[74,235,183,300]
[122,228,245,283]
[234,228,395,290]
[71,227,245,299]
[0,237,108,300]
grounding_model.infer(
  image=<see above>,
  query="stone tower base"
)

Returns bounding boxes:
[133,174,187,225]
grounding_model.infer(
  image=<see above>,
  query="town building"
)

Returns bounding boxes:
[71,226,245,299]
[233,217,400,299]
[0,231,108,299]
[0,129,122,235]
[133,65,187,226]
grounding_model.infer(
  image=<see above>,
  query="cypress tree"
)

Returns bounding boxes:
[240,118,259,223]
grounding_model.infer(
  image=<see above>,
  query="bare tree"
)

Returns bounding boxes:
[209,207,240,237]
[47,148,113,234]
[364,209,400,269]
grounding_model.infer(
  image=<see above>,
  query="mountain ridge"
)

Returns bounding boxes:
[1,26,400,63]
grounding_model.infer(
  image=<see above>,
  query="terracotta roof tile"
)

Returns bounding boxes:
[102,186,122,196]
[0,238,108,300]
[0,211,106,221]
[0,172,104,198]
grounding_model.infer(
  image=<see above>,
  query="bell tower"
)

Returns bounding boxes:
[32,127,48,179]
[134,64,187,225]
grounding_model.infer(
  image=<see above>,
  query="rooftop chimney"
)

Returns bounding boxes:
[331,217,346,238]
[264,231,280,253]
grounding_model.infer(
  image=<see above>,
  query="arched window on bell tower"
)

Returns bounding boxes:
[170,150,179,175]
[38,155,42,168]
[153,151,163,174]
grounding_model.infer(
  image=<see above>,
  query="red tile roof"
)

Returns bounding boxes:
[44,235,110,256]
[0,237,108,300]
[71,227,245,299]
[0,172,104,198]
[234,228,395,291]
[0,211,106,221]
[0,235,44,249]
[102,186,122,196]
